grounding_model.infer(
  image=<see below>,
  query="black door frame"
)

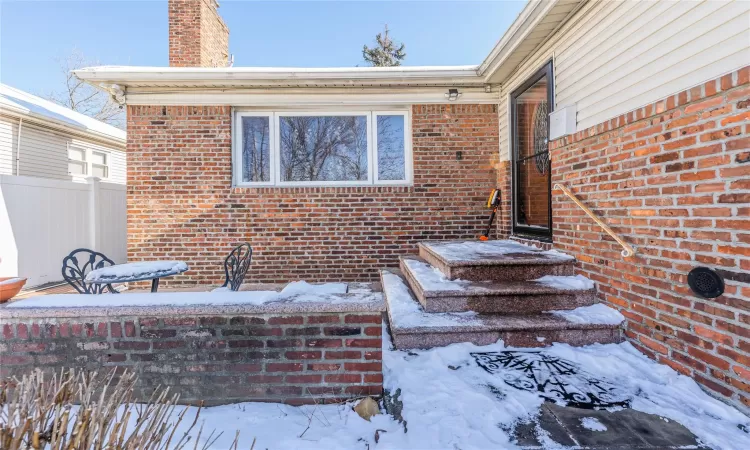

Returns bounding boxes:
[511,60,554,240]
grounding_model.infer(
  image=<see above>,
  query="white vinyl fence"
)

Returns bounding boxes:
[0,175,126,288]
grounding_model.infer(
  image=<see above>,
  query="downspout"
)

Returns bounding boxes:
[15,117,23,175]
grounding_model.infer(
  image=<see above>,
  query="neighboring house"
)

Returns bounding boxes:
[0,84,127,287]
[74,0,749,411]
[0,84,126,183]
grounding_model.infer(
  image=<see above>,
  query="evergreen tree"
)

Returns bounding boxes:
[362,25,406,67]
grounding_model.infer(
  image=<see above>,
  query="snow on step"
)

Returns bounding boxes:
[418,240,576,282]
[549,303,625,325]
[422,239,574,263]
[399,256,597,314]
[381,269,622,350]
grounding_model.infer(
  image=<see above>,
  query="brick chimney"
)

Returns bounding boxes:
[168,0,229,67]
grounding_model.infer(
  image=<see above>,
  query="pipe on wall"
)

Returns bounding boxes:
[15,117,23,175]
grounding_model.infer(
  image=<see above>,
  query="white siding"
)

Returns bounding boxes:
[0,117,16,175]
[0,114,126,183]
[498,0,750,161]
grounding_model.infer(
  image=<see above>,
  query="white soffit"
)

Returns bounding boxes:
[479,0,585,84]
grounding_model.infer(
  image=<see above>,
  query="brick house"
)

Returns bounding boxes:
[74,0,749,411]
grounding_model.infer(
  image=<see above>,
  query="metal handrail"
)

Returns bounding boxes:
[553,183,636,258]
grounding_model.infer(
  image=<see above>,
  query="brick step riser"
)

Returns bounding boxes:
[400,260,596,314]
[418,248,576,282]
[391,328,622,350]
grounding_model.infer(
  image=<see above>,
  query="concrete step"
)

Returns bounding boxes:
[419,239,576,282]
[400,255,597,314]
[381,269,622,350]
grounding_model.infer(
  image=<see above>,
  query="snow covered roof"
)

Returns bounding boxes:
[0,83,126,144]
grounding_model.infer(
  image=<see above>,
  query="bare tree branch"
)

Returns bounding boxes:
[46,48,125,130]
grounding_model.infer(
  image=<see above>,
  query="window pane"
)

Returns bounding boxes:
[279,116,368,182]
[91,151,107,165]
[68,147,85,162]
[68,161,86,175]
[376,115,406,181]
[241,116,271,182]
[92,164,108,178]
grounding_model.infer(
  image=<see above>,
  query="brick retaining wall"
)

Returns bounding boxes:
[0,303,384,406]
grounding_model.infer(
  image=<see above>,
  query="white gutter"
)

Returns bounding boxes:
[15,117,22,175]
[73,65,486,87]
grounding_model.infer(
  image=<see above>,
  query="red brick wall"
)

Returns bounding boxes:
[0,311,383,405]
[126,104,499,285]
[168,0,228,67]
[550,67,750,412]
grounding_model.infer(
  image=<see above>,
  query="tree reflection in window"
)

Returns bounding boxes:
[279,116,368,182]
[377,114,406,181]
[241,116,270,183]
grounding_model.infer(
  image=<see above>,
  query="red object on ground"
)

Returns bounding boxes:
[0,277,27,302]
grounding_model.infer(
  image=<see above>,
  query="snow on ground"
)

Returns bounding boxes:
[548,303,625,325]
[580,417,607,432]
[425,240,574,262]
[401,258,471,291]
[534,274,594,290]
[85,261,188,282]
[382,271,480,328]
[383,337,750,450]
[35,328,750,449]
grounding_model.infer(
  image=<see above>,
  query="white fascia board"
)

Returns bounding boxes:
[123,88,499,106]
[477,0,560,82]
[73,65,485,87]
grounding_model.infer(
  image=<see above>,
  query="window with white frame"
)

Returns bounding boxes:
[234,110,411,186]
[67,144,110,179]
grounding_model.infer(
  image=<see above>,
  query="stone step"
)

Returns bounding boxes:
[400,255,597,314]
[418,239,576,282]
[381,269,622,350]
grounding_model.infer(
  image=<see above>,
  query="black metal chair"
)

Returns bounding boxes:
[220,243,252,291]
[61,248,119,294]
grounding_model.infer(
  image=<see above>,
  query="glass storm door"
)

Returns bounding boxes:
[511,61,553,239]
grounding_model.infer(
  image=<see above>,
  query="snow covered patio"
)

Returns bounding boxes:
[2,239,750,448]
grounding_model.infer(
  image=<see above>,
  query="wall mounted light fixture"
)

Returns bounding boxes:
[445,88,461,101]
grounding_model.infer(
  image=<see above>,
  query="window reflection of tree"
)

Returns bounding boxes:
[279,116,368,182]
[242,117,270,182]
[377,116,405,181]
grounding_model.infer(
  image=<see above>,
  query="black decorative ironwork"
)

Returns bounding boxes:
[61,248,119,294]
[533,101,549,175]
[221,243,252,291]
[688,267,724,299]
[471,351,631,409]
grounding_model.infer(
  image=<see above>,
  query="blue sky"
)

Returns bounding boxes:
[0,0,525,97]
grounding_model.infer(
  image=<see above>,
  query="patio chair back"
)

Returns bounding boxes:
[221,243,253,291]
[61,248,119,294]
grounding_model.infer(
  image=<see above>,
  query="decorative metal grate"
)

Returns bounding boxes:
[471,351,631,409]
[533,101,549,175]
